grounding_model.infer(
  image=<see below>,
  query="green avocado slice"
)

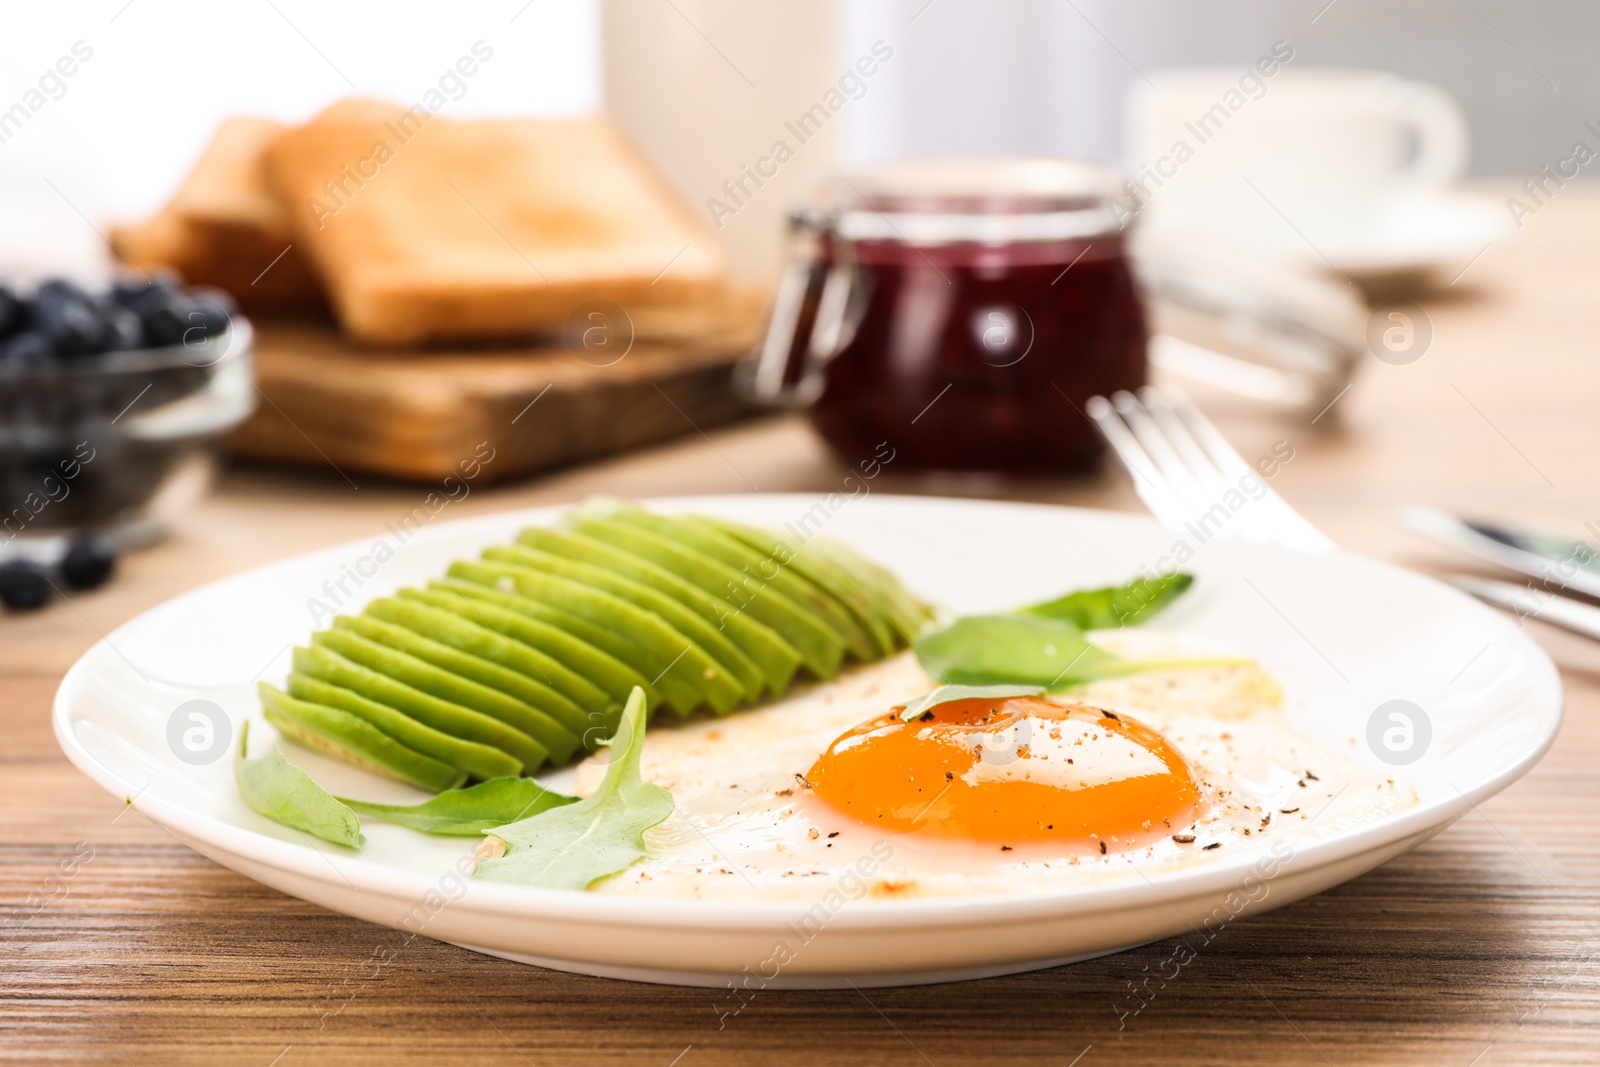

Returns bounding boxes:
[422,579,697,716]
[293,643,549,771]
[398,585,647,723]
[701,515,911,656]
[366,596,614,723]
[563,514,848,680]
[284,674,523,780]
[259,683,468,792]
[484,543,763,705]
[314,627,580,763]
[676,517,878,658]
[445,561,735,714]
[331,614,589,749]
[516,525,801,696]
[807,535,933,646]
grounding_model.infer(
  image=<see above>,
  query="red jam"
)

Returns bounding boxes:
[808,232,1146,473]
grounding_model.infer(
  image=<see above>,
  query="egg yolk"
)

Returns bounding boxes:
[806,696,1202,852]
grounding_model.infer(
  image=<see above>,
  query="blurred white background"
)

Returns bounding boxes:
[0,0,599,275]
[0,0,1590,276]
[840,0,1592,175]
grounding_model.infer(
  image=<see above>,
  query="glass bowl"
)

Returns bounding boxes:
[0,318,254,548]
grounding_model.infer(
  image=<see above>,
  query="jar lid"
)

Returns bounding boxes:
[796,158,1133,245]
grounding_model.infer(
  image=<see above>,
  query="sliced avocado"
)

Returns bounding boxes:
[562,514,847,680]
[366,596,613,723]
[677,519,878,659]
[259,683,467,792]
[484,543,764,705]
[400,584,653,714]
[580,498,870,650]
[261,502,928,792]
[807,535,932,645]
[314,627,580,763]
[458,555,746,714]
[516,526,801,696]
[331,614,590,748]
[293,643,549,771]
[550,521,819,697]
[285,673,522,780]
[445,561,734,714]
[425,578,700,717]
[700,515,907,656]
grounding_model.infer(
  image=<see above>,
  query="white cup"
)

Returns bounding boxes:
[1126,67,1468,241]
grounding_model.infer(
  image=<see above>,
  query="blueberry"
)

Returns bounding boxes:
[34,299,103,356]
[35,278,91,305]
[61,538,116,590]
[0,331,52,368]
[145,296,231,347]
[142,297,189,346]
[0,559,50,610]
[185,295,233,338]
[108,279,152,307]
[111,277,181,316]
[100,305,145,351]
[0,287,21,339]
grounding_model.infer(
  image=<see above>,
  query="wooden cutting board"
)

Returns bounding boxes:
[228,292,765,484]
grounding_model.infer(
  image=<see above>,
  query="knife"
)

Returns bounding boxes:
[1400,507,1600,600]
[1448,574,1600,643]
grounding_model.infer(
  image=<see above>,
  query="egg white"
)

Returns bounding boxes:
[575,633,1416,901]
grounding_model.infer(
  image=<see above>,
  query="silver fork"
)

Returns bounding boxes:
[1087,386,1334,553]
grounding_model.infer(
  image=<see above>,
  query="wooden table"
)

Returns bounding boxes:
[7,190,1600,1065]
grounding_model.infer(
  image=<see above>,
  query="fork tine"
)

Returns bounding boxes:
[1162,385,1254,480]
[1137,386,1227,484]
[1086,395,1192,531]
[1110,391,1208,508]
[1162,384,1336,552]
[1089,386,1335,554]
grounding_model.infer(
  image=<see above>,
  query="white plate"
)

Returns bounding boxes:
[53,495,1562,987]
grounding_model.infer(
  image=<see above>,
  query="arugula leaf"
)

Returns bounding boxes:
[473,686,672,890]
[1021,572,1194,629]
[235,721,365,849]
[898,684,1045,723]
[916,613,1247,690]
[338,778,577,836]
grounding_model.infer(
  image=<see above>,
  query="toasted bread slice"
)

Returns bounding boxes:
[111,116,324,311]
[265,105,726,347]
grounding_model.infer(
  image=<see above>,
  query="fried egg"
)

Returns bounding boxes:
[807,695,1203,852]
[576,631,1416,901]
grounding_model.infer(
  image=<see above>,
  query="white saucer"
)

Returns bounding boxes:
[1149,190,1513,279]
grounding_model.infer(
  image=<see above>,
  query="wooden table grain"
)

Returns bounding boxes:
[7,190,1600,1066]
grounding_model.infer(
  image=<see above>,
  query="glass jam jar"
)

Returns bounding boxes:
[740,160,1148,473]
